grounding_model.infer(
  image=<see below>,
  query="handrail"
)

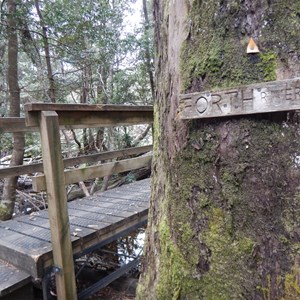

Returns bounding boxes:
[0,145,152,178]
[0,117,117,133]
[1,103,154,300]
[0,103,154,179]
[25,103,153,127]
[1,104,153,132]
[32,153,152,192]
[0,118,38,132]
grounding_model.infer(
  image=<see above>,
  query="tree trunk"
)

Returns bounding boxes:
[138,1,300,299]
[1,0,25,220]
[34,0,56,103]
[142,0,155,102]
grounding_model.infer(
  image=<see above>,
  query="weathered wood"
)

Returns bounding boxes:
[0,162,44,178]
[39,111,77,300]
[0,117,134,133]
[62,145,152,168]
[0,145,152,178]
[68,198,145,213]
[0,118,38,132]
[0,226,52,277]
[0,259,31,297]
[25,103,153,127]
[25,103,153,112]
[179,77,300,119]
[0,179,150,280]
[32,154,152,192]
[1,104,153,132]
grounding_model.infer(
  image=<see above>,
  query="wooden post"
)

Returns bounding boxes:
[39,111,77,299]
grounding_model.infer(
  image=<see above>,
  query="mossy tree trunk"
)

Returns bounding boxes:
[138,1,300,299]
[1,0,25,221]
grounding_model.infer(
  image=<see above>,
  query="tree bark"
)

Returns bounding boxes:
[138,1,300,299]
[34,0,56,103]
[1,0,25,220]
[142,0,155,102]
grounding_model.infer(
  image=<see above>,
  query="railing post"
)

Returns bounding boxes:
[39,111,77,299]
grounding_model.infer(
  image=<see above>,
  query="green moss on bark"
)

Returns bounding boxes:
[180,1,263,91]
[181,0,300,92]
[156,219,201,300]
[258,52,277,81]
[0,203,13,221]
[281,266,300,300]
[139,1,300,299]
[200,207,254,300]
[155,119,300,299]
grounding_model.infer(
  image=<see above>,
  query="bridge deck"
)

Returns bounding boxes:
[0,178,150,280]
[0,259,31,298]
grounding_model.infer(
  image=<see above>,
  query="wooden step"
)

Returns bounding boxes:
[0,259,32,299]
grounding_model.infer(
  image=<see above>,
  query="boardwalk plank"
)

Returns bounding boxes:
[67,208,124,224]
[16,215,97,239]
[97,190,150,201]
[79,197,148,210]
[68,202,138,217]
[0,227,52,278]
[0,179,150,280]
[16,213,50,228]
[74,198,144,212]
[0,220,52,242]
[0,259,31,297]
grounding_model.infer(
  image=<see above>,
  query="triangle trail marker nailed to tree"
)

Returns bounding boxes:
[179,78,300,120]
[246,37,260,54]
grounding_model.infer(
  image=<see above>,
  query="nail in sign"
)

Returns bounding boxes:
[179,78,300,119]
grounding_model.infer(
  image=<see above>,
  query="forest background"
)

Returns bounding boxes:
[0,0,154,220]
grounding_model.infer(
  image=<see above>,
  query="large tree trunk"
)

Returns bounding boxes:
[1,0,25,220]
[138,1,300,299]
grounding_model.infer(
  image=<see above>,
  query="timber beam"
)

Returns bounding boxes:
[0,145,153,179]
[32,154,152,192]
[0,118,39,133]
[24,103,153,127]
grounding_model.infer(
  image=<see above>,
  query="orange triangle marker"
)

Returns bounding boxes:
[247,37,260,54]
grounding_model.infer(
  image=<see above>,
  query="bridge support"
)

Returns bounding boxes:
[40,111,77,299]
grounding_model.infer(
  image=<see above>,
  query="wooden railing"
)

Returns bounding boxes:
[0,103,153,300]
[0,144,152,179]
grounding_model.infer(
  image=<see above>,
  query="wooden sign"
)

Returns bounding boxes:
[179,78,300,119]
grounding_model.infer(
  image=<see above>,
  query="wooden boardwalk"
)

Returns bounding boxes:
[0,259,31,298]
[0,104,153,298]
[0,179,150,283]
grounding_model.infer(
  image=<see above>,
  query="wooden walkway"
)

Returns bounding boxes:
[0,259,32,298]
[0,103,153,298]
[0,179,150,286]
